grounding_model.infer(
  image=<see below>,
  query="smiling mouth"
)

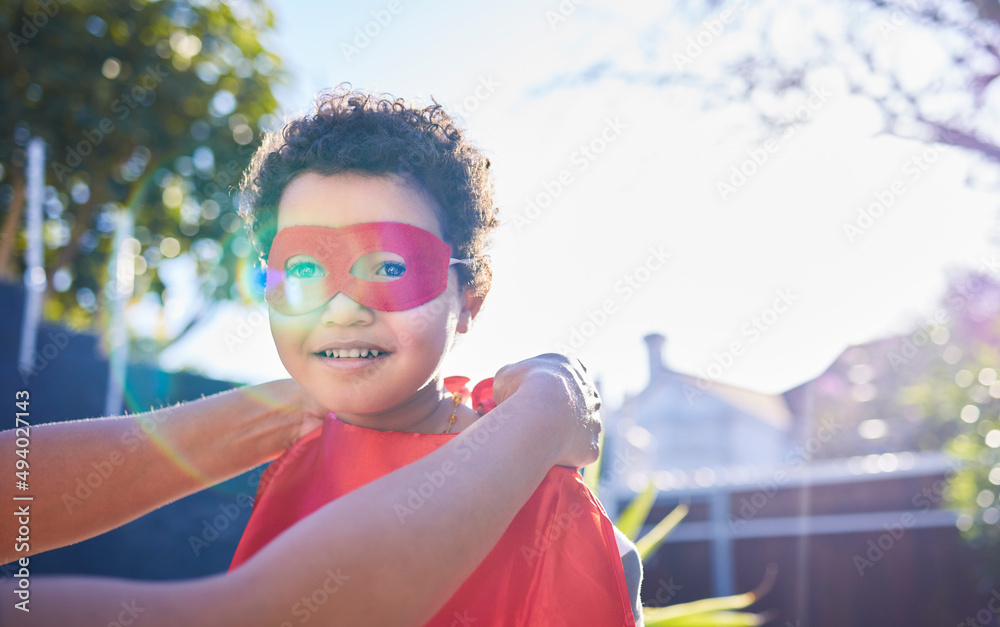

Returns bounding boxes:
[313,348,388,359]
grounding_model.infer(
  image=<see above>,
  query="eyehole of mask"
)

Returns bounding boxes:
[350,251,407,282]
[285,255,327,285]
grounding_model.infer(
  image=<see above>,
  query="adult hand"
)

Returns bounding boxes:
[254,378,329,456]
[492,353,602,469]
[0,379,330,562]
[1,357,609,627]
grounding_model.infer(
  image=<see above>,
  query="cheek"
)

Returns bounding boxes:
[420,285,463,331]
[269,314,310,360]
[393,296,459,350]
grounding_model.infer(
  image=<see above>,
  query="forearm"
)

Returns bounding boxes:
[2,387,566,627]
[235,387,569,626]
[0,382,300,561]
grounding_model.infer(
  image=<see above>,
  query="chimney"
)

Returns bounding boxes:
[643,333,667,378]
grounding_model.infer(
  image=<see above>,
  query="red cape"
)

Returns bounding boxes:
[230,385,635,626]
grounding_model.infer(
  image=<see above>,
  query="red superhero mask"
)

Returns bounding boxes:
[265,221,470,314]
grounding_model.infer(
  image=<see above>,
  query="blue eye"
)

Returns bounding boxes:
[350,252,406,282]
[377,261,406,278]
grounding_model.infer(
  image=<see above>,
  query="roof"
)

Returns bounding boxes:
[673,373,793,430]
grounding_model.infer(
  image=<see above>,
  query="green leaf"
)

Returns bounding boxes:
[615,477,658,541]
[643,564,778,622]
[635,502,689,560]
[0,0,283,340]
[643,610,768,627]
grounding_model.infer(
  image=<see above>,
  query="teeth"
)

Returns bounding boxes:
[320,348,382,359]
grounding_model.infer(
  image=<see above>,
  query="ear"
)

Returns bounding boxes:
[456,287,486,334]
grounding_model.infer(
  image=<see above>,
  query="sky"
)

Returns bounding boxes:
[159,0,1000,408]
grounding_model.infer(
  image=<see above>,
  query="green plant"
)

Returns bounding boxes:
[585,440,776,625]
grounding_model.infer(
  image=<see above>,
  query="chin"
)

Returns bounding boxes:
[307,381,400,415]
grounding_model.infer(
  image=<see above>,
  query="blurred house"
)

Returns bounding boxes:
[602,333,984,626]
[602,333,806,500]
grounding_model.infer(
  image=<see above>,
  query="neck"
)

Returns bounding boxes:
[335,378,454,433]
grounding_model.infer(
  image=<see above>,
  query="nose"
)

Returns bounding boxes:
[319,291,375,326]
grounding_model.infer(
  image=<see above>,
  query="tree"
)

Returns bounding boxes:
[0,0,283,357]
[900,269,1000,582]
[794,266,999,461]
[537,0,1000,585]
[535,0,1000,174]
[532,0,1000,455]
[800,267,1000,578]
[711,0,1000,166]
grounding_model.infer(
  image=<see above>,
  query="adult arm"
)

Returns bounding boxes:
[0,379,326,563]
[0,355,602,627]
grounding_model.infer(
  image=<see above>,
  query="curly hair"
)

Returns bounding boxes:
[239,85,498,297]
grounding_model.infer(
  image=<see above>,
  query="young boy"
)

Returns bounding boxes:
[230,86,643,626]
